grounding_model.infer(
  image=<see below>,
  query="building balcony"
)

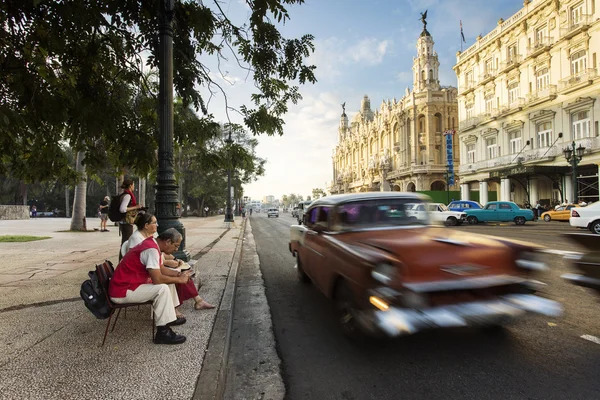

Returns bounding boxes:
[479,70,497,85]
[526,36,554,58]
[558,69,597,94]
[458,80,476,95]
[458,117,480,132]
[498,55,522,74]
[526,85,557,107]
[478,109,500,124]
[499,98,525,116]
[560,15,592,39]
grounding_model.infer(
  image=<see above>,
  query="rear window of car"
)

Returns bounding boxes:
[334,198,427,231]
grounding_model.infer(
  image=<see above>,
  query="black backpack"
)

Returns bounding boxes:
[108,193,126,222]
[80,262,114,319]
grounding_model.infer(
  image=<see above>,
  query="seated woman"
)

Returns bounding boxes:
[125,213,214,319]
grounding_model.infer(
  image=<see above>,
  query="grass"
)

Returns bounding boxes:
[0,235,52,242]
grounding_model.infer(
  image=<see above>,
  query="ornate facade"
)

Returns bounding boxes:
[454,0,600,205]
[329,24,459,195]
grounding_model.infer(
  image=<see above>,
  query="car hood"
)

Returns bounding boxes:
[339,227,537,283]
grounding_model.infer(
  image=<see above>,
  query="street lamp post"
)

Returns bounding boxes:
[563,140,586,203]
[155,0,190,260]
[224,128,234,222]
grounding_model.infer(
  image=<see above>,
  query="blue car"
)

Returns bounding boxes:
[447,200,483,212]
[465,201,535,225]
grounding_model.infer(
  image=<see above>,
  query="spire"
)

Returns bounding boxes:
[412,11,440,93]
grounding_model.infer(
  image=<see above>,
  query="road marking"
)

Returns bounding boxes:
[581,334,600,345]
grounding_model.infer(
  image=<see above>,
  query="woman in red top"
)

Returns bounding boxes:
[119,179,144,260]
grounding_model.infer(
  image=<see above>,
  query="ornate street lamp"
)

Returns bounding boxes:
[155,0,189,260]
[563,140,586,203]
[224,128,234,222]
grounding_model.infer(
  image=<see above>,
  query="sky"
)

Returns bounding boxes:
[201,0,526,202]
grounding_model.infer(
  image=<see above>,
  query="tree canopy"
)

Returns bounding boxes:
[0,0,316,182]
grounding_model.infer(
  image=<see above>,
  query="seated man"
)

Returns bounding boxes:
[108,228,192,345]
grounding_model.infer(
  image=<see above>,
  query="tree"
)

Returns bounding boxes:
[70,151,87,231]
[1,1,316,183]
[281,194,289,208]
[312,188,326,199]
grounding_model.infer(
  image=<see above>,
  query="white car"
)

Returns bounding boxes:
[570,201,600,234]
[406,203,467,226]
[267,208,279,218]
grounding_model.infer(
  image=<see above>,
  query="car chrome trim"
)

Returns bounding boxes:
[374,294,562,337]
[403,275,526,292]
[515,259,547,271]
[433,238,472,246]
[562,273,600,288]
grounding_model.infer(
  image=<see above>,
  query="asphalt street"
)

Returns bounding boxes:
[250,212,600,400]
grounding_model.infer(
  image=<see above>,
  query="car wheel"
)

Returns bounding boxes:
[334,281,366,340]
[543,214,551,222]
[467,216,478,225]
[296,254,311,284]
[589,220,600,235]
[445,217,458,226]
[514,216,526,225]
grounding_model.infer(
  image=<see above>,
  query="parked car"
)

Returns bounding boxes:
[447,200,483,212]
[267,208,279,218]
[562,233,600,295]
[465,201,534,225]
[405,203,466,226]
[540,204,579,222]
[570,201,600,234]
[291,207,299,218]
[289,192,561,339]
[296,201,312,224]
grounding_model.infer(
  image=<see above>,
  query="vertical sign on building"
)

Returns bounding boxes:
[444,130,455,186]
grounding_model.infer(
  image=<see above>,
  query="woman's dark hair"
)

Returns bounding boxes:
[134,213,155,230]
[121,179,134,189]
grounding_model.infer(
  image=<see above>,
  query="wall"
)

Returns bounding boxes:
[0,205,30,220]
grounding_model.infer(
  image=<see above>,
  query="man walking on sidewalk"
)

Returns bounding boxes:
[108,228,192,345]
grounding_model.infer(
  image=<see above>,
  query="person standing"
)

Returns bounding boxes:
[99,196,110,232]
[119,179,144,260]
[31,205,37,218]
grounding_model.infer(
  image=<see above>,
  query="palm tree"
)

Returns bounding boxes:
[69,151,87,231]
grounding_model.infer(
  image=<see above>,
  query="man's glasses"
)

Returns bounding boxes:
[148,221,158,225]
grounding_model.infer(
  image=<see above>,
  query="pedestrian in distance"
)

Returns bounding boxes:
[109,228,191,345]
[99,196,110,232]
[118,179,144,261]
[31,205,37,218]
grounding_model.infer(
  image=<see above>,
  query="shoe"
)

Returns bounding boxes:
[154,327,186,345]
[195,300,215,310]
[166,316,186,326]
[104,229,110,232]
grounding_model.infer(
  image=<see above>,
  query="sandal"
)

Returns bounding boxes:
[194,300,215,310]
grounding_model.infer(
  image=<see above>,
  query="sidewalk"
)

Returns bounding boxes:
[0,215,245,400]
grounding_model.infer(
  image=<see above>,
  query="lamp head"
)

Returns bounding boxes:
[576,144,585,159]
[563,147,573,162]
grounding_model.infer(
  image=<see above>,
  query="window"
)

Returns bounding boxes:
[571,50,587,75]
[307,208,319,226]
[507,43,518,62]
[508,82,520,104]
[467,144,476,163]
[486,203,497,210]
[484,58,494,74]
[537,121,552,148]
[465,70,473,87]
[571,2,584,26]
[466,104,474,119]
[536,67,549,91]
[485,93,495,113]
[500,203,512,210]
[486,137,498,159]
[572,110,590,139]
[315,207,331,229]
[509,131,522,154]
[535,25,547,46]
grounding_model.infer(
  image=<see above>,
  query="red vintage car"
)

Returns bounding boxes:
[289,192,562,338]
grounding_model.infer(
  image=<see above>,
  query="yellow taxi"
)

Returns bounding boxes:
[540,204,579,222]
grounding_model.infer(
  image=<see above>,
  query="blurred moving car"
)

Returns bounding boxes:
[465,201,534,225]
[288,192,561,339]
[296,200,312,224]
[267,208,279,218]
[447,200,483,212]
[569,201,600,234]
[540,204,579,222]
[562,233,600,295]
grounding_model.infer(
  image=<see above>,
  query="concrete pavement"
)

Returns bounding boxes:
[0,216,246,399]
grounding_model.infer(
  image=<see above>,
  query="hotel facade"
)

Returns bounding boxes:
[454,0,600,206]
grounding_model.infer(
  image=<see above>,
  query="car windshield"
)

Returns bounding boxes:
[438,204,449,211]
[334,198,428,230]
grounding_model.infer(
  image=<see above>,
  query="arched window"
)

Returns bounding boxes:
[429,69,433,81]
[421,70,425,81]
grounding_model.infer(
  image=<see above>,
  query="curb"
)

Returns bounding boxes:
[193,218,247,400]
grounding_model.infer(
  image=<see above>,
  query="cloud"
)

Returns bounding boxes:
[347,38,390,65]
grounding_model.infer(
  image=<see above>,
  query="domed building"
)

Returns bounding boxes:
[330,19,459,195]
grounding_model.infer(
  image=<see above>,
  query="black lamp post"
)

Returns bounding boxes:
[224,128,234,222]
[155,0,189,260]
[563,140,586,203]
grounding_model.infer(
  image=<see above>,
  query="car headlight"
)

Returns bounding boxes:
[371,263,398,284]
[516,251,547,271]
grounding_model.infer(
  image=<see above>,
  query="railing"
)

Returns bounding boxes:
[499,55,522,73]
[478,108,500,121]
[479,70,497,84]
[561,15,592,38]
[558,69,597,92]
[526,85,557,104]
[500,98,524,114]
[459,117,480,131]
[459,80,476,95]
[526,36,554,57]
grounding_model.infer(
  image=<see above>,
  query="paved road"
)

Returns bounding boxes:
[250,213,600,400]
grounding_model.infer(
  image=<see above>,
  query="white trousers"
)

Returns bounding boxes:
[111,284,176,327]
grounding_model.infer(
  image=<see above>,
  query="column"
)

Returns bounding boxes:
[529,178,538,205]
[564,175,573,204]
[479,181,489,205]
[460,183,470,200]
[500,178,510,201]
